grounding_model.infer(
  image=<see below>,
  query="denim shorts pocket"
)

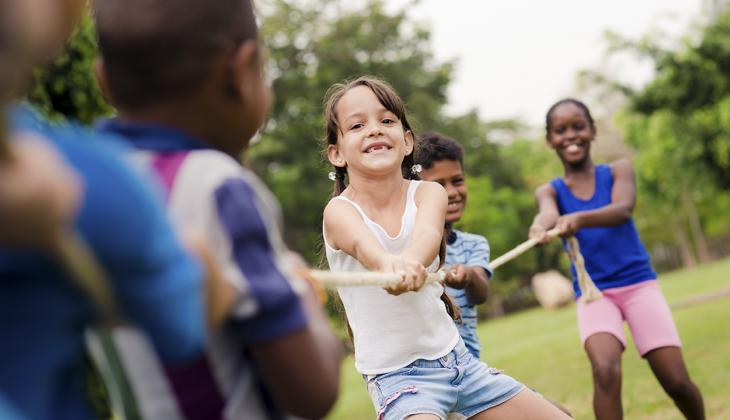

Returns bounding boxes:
[365,367,420,419]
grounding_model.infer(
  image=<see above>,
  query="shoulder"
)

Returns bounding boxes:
[535,182,556,198]
[414,180,447,203]
[456,230,488,245]
[608,159,635,181]
[323,196,360,225]
[608,159,634,173]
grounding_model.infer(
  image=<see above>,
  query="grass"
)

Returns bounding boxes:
[326,258,730,419]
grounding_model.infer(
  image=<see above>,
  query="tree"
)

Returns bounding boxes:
[28,14,111,124]
[255,0,516,262]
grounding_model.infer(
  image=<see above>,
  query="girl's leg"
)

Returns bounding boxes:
[645,346,704,420]
[405,415,440,420]
[468,388,571,420]
[620,281,704,419]
[585,333,623,420]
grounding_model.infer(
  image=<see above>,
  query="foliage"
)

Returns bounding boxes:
[27,14,111,124]
[254,0,512,262]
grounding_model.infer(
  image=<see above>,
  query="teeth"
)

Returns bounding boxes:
[566,144,580,153]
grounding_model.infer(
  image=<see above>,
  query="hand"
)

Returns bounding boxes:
[0,135,82,249]
[379,254,427,296]
[444,264,471,289]
[528,223,551,246]
[286,251,327,305]
[555,214,582,238]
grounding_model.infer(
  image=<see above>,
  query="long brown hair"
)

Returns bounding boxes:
[322,75,419,196]
[321,75,458,322]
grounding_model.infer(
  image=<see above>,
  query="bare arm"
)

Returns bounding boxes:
[0,136,81,248]
[249,286,343,419]
[554,160,636,237]
[529,183,560,244]
[446,264,489,305]
[405,181,448,266]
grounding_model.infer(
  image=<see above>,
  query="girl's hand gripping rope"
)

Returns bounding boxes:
[377,254,427,296]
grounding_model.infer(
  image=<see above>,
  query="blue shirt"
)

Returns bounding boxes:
[550,164,656,297]
[445,229,492,359]
[0,106,205,420]
[98,119,309,420]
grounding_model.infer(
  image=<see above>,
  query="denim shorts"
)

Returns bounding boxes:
[363,339,525,420]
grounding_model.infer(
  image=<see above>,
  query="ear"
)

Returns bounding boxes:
[93,58,116,107]
[327,143,346,168]
[404,130,414,155]
[229,39,262,101]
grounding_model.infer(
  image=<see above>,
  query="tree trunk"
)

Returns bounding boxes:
[671,215,697,268]
[682,189,712,263]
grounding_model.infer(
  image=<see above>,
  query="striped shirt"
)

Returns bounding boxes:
[96,120,309,420]
[444,229,492,358]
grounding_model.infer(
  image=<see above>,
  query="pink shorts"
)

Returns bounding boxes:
[577,280,681,356]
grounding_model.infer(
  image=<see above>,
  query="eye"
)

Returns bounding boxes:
[553,125,566,134]
[453,177,464,185]
[381,118,395,124]
[573,122,585,130]
[349,122,364,130]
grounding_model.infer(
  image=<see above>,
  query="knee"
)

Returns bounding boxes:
[592,361,621,390]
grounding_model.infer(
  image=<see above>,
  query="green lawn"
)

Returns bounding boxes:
[326,258,730,419]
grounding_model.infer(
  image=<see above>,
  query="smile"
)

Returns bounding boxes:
[364,143,392,153]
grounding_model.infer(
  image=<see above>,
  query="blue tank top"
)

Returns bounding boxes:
[550,164,656,296]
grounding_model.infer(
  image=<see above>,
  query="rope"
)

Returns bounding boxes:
[306,228,603,303]
[566,236,602,303]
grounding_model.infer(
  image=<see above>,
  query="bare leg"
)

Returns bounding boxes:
[470,388,571,420]
[542,395,573,418]
[645,346,704,419]
[406,414,440,420]
[585,333,623,420]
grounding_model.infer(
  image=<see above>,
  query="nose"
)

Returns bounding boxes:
[367,124,383,137]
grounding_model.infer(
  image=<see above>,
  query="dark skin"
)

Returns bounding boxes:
[530,102,704,420]
[95,18,342,418]
[419,159,489,304]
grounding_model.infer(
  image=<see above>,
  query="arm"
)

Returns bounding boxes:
[0,135,81,248]
[446,265,489,305]
[406,181,448,266]
[216,179,341,418]
[554,160,636,237]
[249,285,343,419]
[529,183,560,244]
[445,234,491,305]
[323,195,430,295]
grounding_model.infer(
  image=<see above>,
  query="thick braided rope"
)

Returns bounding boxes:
[306,229,603,303]
[565,236,603,303]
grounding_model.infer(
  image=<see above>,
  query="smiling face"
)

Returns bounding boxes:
[546,102,596,166]
[327,85,413,177]
[420,159,467,223]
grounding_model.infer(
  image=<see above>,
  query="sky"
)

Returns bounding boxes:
[387,0,704,126]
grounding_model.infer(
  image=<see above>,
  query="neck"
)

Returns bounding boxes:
[563,157,595,178]
[116,99,243,158]
[345,170,408,209]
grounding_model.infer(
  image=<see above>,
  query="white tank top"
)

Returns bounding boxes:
[324,180,460,375]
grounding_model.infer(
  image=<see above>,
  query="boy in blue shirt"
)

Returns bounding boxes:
[0,1,208,419]
[416,132,491,359]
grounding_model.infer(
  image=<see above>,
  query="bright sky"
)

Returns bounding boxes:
[388,0,703,126]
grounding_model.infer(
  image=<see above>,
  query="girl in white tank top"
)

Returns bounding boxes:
[321,76,571,420]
